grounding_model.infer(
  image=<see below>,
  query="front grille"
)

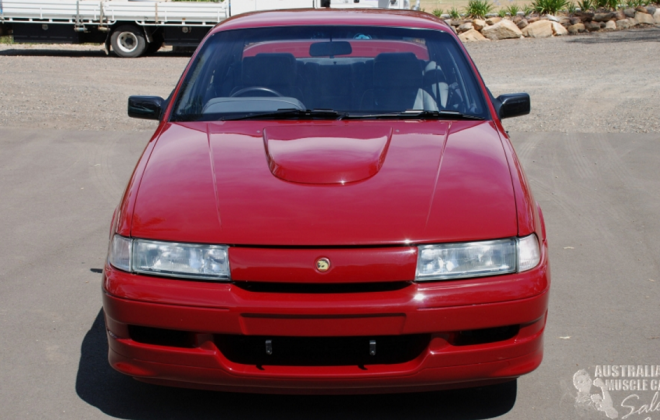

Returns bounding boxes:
[215,334,430,366]
[232,281,412,294]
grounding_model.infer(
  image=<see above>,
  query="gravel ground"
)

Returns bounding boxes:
[1,27,659,133]
[466,27,660,134]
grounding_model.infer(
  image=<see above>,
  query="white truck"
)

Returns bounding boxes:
[0,0,414,57]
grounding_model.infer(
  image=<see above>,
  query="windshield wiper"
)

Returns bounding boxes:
[344,110,485,120]
[221,108,346,121]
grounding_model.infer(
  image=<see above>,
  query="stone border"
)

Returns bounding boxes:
[448,5,660,41]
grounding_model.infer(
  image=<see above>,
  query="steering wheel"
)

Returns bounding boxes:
[230,87,283,97]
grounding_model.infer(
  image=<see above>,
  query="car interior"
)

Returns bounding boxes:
[173,28,486,120]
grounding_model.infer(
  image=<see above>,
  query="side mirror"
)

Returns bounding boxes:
[128,96,164,120]
[495,93,530,119]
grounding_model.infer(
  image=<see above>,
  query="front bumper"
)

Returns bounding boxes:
[102,257,549,394]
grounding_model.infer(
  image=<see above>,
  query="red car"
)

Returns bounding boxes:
[104,8,549,394]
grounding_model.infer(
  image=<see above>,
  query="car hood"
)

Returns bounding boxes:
[130,120,516,246]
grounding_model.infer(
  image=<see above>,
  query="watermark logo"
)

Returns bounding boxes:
[572,365,660,419]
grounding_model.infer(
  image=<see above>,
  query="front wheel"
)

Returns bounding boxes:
[111,25,147,58]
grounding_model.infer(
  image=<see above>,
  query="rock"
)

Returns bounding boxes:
[616,18,631,29]
[517,18,529,29]
[458,22,474,33]
[654,9,660,24]
[551,21,569,35]
[444,19,453,26]
[605,20,617,30]
[635,11,654,24]
[628,17,637,26]
[458,28,489,42]
[635,5,647,13]
[599,21,606,28]
[546,14,560,22]
[451,19,462,27]
[472,18,486,30]
[568,23,586,33]
[570,17,582,25]
[528,17,540,23]
[559,17,571,27]
[646,6,656,16]
[513,16,522,23]
[585,21,601,31]
[615,9,626,20]
[623,8,636,18]
[522,20,554,37]
[485,17,502,25]
[481,19,523,39]
[574,11,595,21]
[593,12,616,21]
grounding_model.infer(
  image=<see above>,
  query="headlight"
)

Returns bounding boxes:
[415,234,540,281]
[109,235,132,272]
[517,234,541,272]
[108,235,230,281]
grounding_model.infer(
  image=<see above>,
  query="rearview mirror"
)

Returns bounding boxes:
[495,93,530,119]
[309,41,352,57]
[128,96,164,120]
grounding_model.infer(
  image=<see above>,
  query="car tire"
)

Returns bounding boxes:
[111,25,147,58]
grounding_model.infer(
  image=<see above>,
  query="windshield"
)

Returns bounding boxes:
[171,26,490,121]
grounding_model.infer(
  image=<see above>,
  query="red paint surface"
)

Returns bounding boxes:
[104,9,550,393]
[264,124,392,184]
[229,246,417,282]
[130,120,516,245]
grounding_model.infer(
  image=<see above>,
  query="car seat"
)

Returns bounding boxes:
[360,52,438,111]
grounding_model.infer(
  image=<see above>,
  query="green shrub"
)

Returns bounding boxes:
[465,0,495,18]
[532,0,568,13]
[594,0,619,7]
[449,7,461,18]
[567,1,577,12]
[432,8,444,17]
[522,3,535,14]
[498,8,508,16]
[506,4,521,15]
[577,0,594,9]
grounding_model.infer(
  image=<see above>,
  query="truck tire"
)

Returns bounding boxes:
[111,25,147,58]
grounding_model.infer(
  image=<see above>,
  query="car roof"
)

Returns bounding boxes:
[212,8,451,34]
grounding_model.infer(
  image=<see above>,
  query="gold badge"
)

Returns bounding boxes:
[316,258,330,272]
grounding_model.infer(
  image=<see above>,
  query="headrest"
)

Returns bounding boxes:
[242,53,297,87]
[423,62,446,84]
[373,53,423,88]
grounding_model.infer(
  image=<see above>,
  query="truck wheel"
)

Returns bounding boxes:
[111,25,147,58]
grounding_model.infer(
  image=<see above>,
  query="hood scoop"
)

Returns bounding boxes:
[263,125,392,184]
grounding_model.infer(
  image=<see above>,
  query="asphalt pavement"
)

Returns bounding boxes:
[1,127,658,419]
